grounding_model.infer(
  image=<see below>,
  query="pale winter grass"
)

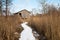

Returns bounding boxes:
[28,7,60,40]
[0,15,23,40]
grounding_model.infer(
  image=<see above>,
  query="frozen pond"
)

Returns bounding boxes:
[19,22,35,40]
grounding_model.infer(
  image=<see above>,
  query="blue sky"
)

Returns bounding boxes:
[10,0,60,13]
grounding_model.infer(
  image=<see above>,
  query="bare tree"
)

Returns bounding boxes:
[38,0,47,13]
[0,0,12,16]
[0,0,2,15]
[6,0,12,16]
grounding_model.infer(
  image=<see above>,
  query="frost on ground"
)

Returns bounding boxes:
[19,22,35,40]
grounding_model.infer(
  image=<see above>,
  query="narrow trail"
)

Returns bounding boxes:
[19,22,35,40]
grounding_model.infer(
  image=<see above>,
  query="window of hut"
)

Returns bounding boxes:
[19,13,22,16]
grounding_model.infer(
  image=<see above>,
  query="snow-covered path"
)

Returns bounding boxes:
[19,22,35,40]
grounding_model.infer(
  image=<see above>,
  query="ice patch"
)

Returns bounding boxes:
[19,22,35,40]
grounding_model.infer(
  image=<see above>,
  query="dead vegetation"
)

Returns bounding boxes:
[28,6,60,40]
[0,15,23,40]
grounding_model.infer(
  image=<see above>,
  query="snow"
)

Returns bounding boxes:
[19,22,35,40]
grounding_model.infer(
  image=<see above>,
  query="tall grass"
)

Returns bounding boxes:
[0,15,23,40]
[29,6,60,40]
